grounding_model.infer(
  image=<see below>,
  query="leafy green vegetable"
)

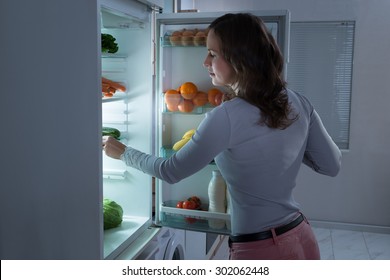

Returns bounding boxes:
[103,198,123,230]
[102,127,121,140]
[101,33,119,54]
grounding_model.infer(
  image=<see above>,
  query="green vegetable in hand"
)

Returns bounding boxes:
[101,33,119,53]
[103,198,123,230]
[102,127,121,140]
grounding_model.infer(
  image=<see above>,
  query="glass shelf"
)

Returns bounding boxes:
[102,96,127,103]
[102,169,128,180]
[159,200,230,235]
[101,8,146,30]
[101,53,128,59]
[102,94,128,103]
[161,36,206,48]
[162,106,204,114]
[162,101,217,115]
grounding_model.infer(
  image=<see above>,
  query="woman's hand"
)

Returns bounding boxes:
[102,136,126,159]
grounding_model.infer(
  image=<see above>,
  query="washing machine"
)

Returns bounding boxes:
[136,227,186,260]
[156,227,186,260]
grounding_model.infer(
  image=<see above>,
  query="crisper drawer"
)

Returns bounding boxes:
[159,201,231,235]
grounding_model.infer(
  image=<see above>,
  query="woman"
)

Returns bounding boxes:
[102,13,341,260]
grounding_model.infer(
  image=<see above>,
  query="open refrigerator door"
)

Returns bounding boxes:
[154,10,290,236]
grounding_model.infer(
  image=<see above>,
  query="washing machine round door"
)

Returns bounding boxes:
[163,230,185,260]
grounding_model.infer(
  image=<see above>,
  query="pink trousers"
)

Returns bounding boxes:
[229,218,320,260]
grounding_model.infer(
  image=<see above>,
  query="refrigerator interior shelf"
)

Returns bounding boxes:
[102,92,128,103]
[102,68,127,73]
[101,54,128,60]
[101,9,146,30]
[103,169,128,180]
[101,57,128,73]
[102,21,145,30]
[103,215,151,259]
[102,121,130,126]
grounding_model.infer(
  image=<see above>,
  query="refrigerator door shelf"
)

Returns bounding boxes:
[161,92,207,114]
[159,211,230,235]
[160,35,206,48]
[163,104,204,114]
[162,103,221,114]
[159,201,231,235]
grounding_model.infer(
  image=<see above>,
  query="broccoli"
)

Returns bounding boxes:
[101,33,119,54]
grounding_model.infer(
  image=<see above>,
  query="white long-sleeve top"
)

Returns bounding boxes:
[121,89,342,235]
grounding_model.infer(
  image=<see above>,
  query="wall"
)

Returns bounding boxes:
[180,0,390,229]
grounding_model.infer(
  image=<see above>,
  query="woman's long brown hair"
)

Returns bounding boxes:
[209,13,298,129]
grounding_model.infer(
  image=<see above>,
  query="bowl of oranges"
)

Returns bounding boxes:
[164,82,224,114]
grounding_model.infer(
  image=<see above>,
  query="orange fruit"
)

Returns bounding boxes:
[164,89,182,112]
[180,82,198,100]
[208,88,223,106]
[192,91,209,106]
[164,89,181,106]
[214,93,223,106]
[166,102,179,112]
[178,99,194,113]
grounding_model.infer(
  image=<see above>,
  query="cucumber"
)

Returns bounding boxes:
[102,127,121,139]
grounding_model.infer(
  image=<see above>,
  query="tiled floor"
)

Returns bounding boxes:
[313,227,390,260]
[212,227,390,260]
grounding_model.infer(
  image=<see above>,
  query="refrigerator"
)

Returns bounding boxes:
[0,0,289,260]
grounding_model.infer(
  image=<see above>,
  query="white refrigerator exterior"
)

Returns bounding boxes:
[0,0,289,259]
[0,0,103,259]
[0,0,163,260]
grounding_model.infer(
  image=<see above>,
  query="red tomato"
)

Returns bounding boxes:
[185,217,197,224]
[188,196,201,208]
[182,200,197,209]
[176,201,184,208]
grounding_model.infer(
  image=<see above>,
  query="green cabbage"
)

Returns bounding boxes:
[103,199,123,230]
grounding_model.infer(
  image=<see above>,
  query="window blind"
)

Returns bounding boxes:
[287,22,355,149]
